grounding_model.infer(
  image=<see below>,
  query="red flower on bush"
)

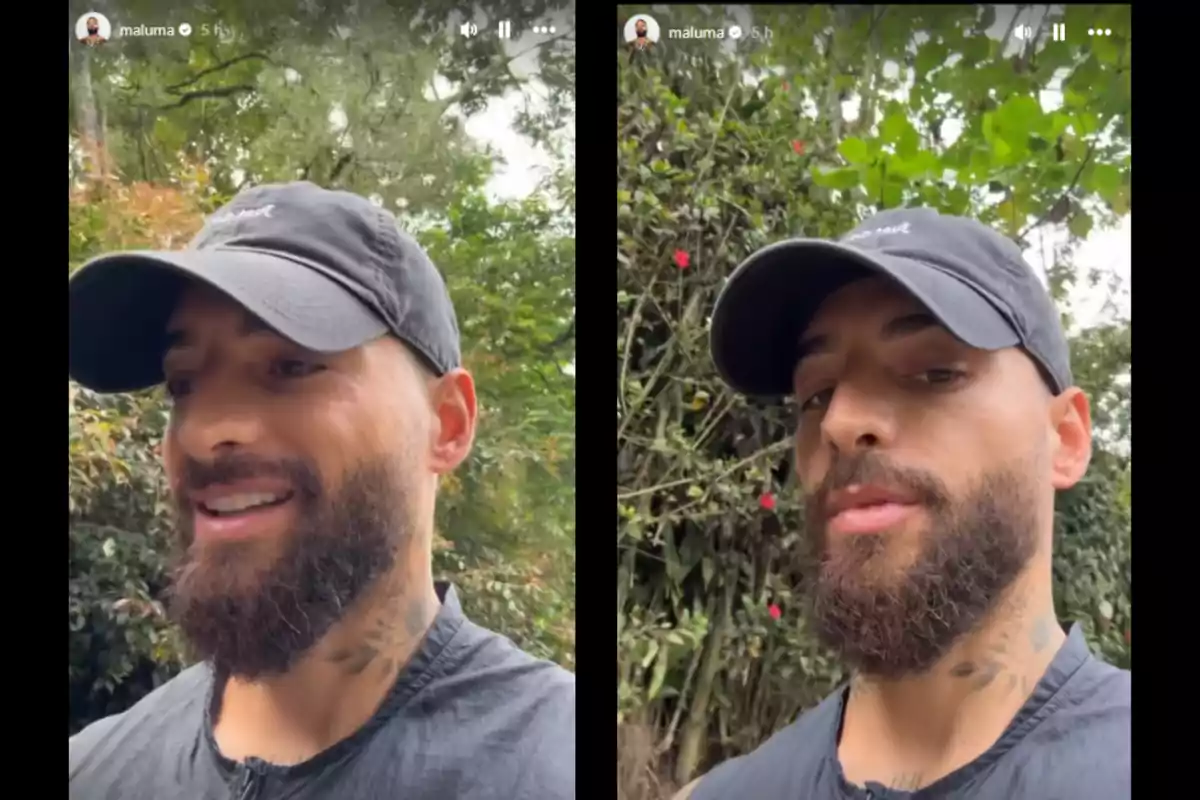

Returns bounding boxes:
[768,604,782,621]
[791,139,805,155]
[1124,628,1131,645]
[759,492,776,511]
[782,81,790,92]
[673,249,690,269]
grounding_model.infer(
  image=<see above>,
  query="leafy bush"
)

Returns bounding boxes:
[69,385,183,734]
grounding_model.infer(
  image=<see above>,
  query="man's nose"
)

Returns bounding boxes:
[819,380,897,455]
[169,380,268,459]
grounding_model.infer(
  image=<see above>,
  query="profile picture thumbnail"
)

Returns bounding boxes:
[624,14,660,50]
[76,12,112,46]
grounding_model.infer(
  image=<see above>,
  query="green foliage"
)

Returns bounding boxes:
[70,0,575,734]
[71,0,575,210]
[69,384,184,733]
[616,5,1130,792]
[423,189,577,669]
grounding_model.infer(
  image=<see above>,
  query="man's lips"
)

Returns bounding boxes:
[187,479,293,510]
[824,484,920,535]
[184,480,297,542]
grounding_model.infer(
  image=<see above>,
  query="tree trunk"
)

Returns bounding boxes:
[822,7,852,143]
[858,8,881,136]
[73,47,103,177]
[673,562,737,786]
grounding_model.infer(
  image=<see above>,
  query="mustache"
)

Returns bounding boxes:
[807,451,949,520]
[175,453,322,498]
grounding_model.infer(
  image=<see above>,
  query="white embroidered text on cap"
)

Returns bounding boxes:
[208,204,276,225]
[842,222,911,243]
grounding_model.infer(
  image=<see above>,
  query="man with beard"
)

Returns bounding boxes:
[676,209,1130,799]
[632,17,653,50]
[67,182,575,798]
[80,15,106,45]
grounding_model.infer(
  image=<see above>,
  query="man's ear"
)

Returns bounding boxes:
[1050,387,1092,490]
[428,369,477,475]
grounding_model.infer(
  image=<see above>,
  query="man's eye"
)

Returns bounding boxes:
[272,359,325,378]
[917,368,967,386]
[164,376,192,399]
[799,387,834,413]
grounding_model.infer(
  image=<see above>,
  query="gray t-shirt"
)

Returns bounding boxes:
[69,584,575,799]
[692,624,1129,800]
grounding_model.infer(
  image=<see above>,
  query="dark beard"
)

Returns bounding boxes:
[801,451,1039,680]
[166,453,410,680]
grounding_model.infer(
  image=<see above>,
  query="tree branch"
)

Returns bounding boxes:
[1018,38,1128,242]
[864,5,888,39]
[436,27,574,116]
[163,53,274,93]
[155,86,256,110]
[329,152,354,183]
[999,5,1024,55]
[1018,139,1095,242]
[544,315,575,352]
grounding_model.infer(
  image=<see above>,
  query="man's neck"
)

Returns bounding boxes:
[212,567,441,766]
[838,568,1065,788]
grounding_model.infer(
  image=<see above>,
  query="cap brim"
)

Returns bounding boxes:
[69,248,388,393]
[710,239,1020,397]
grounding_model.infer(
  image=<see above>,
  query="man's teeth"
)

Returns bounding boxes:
[203,493,288,514]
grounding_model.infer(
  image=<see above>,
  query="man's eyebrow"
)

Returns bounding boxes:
[795,312,944,368]
[795,332,832,365]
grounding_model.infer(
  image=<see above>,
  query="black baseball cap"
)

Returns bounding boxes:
[709,208,1073,397]
[69,181,461,393]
